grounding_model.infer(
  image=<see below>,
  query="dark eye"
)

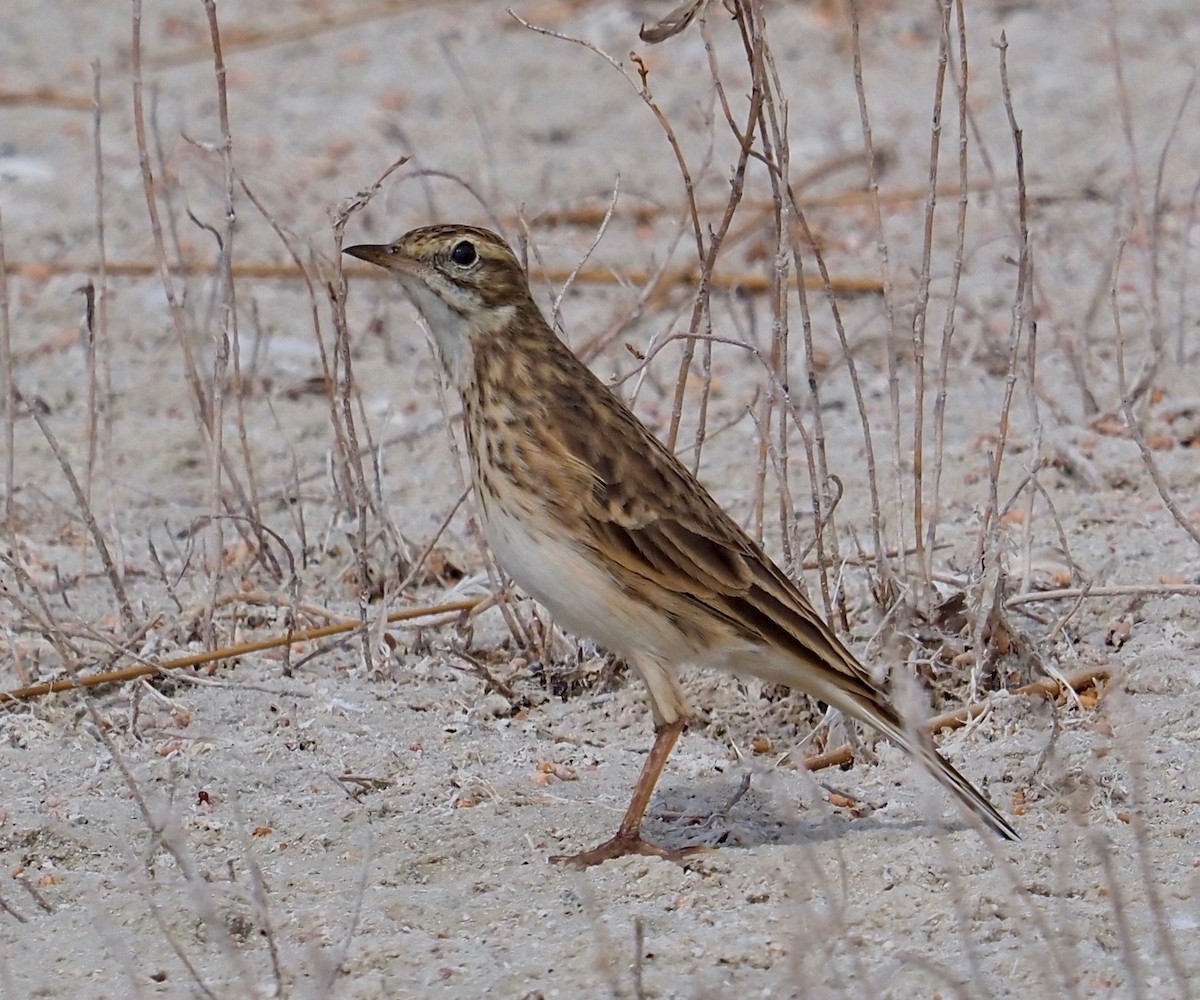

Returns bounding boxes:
[450,240,477,267]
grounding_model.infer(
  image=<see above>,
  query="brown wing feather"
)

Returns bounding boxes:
[539,354,1018,842]
[553,365,878,697]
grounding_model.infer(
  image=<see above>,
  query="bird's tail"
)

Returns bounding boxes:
[841,686,1020,842]
[717,573,1019,841]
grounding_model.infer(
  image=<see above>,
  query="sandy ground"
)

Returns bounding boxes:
[2,0,1200,996]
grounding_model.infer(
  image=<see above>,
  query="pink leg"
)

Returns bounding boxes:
[552,719,708,868]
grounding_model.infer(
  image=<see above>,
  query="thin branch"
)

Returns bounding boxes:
[0,597,485,704]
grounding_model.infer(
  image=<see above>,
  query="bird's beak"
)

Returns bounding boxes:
[343,243,394,267]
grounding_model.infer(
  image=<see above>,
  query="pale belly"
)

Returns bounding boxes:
[480,495,690,664]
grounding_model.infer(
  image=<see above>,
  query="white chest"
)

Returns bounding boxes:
[479,496,669,661]
[482,498,598,629]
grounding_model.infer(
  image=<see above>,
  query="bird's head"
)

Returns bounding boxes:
[345,225,534,388]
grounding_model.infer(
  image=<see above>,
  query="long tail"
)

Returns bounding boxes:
[733,638,1019,839]
[842,687,1019,841]
[720,567,1020,840]
[685,528,1020,839]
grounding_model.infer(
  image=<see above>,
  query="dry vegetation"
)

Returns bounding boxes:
[1,0,1198,996]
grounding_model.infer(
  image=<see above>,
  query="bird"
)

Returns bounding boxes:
[343,224,1019,867]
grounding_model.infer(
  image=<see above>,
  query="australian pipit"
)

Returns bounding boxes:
[344,225,1018,867]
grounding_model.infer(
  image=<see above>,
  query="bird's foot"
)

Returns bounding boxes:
[551,832,710,869]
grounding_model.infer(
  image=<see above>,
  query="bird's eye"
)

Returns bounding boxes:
[450,240,477,267]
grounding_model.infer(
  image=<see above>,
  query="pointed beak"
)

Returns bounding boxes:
[343,243,394,267]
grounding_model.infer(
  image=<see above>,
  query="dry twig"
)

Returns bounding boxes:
[0,597,484,704]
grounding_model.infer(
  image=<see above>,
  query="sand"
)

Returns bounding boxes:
[2,0,1199,996]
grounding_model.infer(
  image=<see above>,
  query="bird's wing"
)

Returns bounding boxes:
[545,368,876,691]
[591,450,873,681]
[541,363,1019,842]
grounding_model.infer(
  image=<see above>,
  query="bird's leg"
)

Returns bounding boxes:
[552,718,707,868]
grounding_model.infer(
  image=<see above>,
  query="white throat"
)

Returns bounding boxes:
[396,276,475,390]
